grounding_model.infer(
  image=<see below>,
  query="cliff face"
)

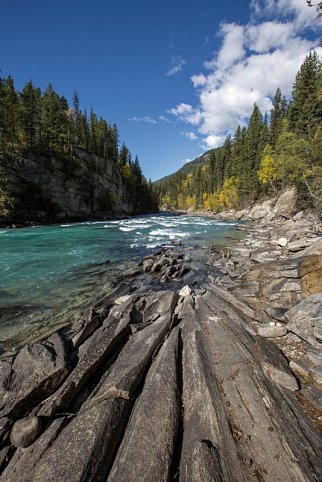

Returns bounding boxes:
[2,150,133,224]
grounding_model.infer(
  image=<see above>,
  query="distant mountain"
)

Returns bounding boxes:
[154,150,214,185]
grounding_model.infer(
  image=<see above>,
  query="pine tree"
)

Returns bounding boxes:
[19,81,41,150]
[241,103,263,201]
[40,84,68,152]
[72,90,81,149]
[2,76,19,150]
[270,88,287,147]
[288,51,322,136]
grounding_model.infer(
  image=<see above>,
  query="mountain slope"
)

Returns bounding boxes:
[154,150,213,185]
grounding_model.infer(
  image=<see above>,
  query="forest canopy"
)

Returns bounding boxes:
[155,52,322,214]
[0,78,157,216]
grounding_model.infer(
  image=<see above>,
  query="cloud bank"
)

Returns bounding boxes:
[168,0,321,149]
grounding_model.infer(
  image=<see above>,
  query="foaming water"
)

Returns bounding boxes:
[0,212,238,354]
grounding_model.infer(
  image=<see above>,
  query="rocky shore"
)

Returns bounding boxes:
[0,201,321,481]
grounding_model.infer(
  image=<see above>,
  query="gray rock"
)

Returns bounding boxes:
[256,336,299,391]
[289,359,311,379]
[114,294,132,305]
[180,324,246,482]
[265,307,288,322]
[1,417,69,481]
[0,417,11,444]
[179,285,192,297]
[183,440,223,482]
[286,293,322,347]
[72,312,102,349]
[0,333,70,418]
[273,187,297,218]
[312,365,322,389]
[0,445,10,472]
[296,237,322,257]
[38,318,131,417]
[293,211,304,221]
[277,237,288,247]
[142,258,154,272]
[305,346,322,367]
[108,328,179,482]
[257,324,288,338]
[288,239,311,252]
[10,416,42,448]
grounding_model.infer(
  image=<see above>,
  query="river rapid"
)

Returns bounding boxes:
[0,213,239,355]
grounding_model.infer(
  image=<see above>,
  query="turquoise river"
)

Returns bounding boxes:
[0,213,239,355]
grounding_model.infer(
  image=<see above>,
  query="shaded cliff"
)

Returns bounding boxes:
[1,150,154,224]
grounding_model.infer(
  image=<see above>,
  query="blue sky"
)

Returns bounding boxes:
[0,0,320,180]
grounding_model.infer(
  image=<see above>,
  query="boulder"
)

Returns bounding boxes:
[249,199,274,220]
[273,187,297,218]
[10,416,42,448]
[285,293,322,347]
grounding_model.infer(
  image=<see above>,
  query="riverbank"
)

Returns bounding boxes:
[0,212,321,480]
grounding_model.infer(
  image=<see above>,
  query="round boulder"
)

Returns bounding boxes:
[10,416,42,448]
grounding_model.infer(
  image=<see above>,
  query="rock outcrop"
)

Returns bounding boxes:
[0,219,321,481]
[1,150,132,224]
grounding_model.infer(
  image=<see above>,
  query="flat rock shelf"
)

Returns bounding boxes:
[0,216,322,481]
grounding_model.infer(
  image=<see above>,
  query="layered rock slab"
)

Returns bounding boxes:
[1,316,172,482]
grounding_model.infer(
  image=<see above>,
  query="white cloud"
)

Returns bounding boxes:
[168,103,193,115]
[159,115,172,123]
[213,23,245,69]
[166,56,186,76]
[128,116,157,124]
[250,0,318,29]
[191,74,207,87]
[246,21,295,52]
[168,103,202,125]
[184,131,198,141]
[204,134,225,149]
[168,3,321,149]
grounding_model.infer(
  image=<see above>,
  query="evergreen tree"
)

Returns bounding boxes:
[40,84,68,152]
[2,76,19,150]
[19,81,41,150]
[71,90,81,148]
[288,51,322,136]
[79,110,90,151]
[270,88,287,147]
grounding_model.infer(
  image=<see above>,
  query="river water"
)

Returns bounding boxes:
[0,213,239,355]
